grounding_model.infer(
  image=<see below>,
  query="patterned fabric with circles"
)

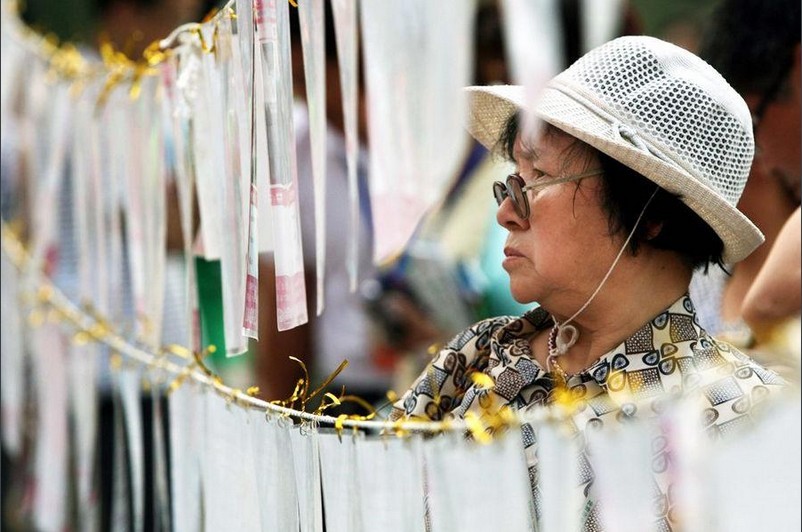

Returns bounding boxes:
[391,295,786,531]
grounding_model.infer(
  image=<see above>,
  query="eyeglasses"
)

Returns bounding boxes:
[493,169,603,219]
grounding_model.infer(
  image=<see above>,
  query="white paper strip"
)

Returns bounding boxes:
[424,429,533,532]
[202,393,261,532]
[150,382,171,532]
[111,388,132,531]
[121,92,150,340]
[210,19,248,356]
[360,0,475,262]
[586,423,657,532]
[28,82,71,272]
[355,436,426,532]
[289,425,324,532]
[330,0,361,292]
[663,399,713,532]
[298,0,327,314]
[500,0,563,140]
[580,0,625,52]
[163,53,199,349]
[72,96,94,306]
[168,381,203,532]
[118,367,145,532]
[140,78,168,346]
[708,401,802,532]
[249,410,301,531]
[318,431,363,532]
[234,8,260,339]
[68,342,99,531]
[256,0,309,330]
[537,422,581,532]
[252,41,274,254]
[191,49,225,261]
[31,324,69,532]
[88,106,109,313]
[0,250,24,456]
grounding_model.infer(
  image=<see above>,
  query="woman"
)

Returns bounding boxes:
[390,36,786,529]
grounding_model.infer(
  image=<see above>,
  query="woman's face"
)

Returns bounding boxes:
[496,129,621,311]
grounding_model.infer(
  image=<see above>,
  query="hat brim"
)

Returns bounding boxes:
[465,85,764,264]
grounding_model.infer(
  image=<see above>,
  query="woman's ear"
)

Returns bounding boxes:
[645,221,663,240]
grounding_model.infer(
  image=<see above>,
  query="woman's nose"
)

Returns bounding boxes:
[496,195,529,231]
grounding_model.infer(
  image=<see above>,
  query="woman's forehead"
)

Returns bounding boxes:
[513,128,581,161]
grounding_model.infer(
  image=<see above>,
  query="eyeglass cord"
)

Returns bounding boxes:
[550,186,660,357]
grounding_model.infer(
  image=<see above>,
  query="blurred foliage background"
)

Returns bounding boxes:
[17,0,718,52]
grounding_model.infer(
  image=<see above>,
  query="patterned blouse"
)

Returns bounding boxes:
[390,295,786,530]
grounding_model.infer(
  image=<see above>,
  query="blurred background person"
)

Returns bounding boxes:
[691,0,801,379]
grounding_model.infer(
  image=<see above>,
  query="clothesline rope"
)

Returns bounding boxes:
[0,0,563,437]
[3,219,548,434]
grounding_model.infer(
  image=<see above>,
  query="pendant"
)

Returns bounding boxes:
[554,323,579,356]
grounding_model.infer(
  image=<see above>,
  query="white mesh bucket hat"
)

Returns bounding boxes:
[465,35,763,263]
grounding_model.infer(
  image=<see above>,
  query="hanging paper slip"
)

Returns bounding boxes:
[111,387,131,531]
[209,19,248,356]
[140,77,168,346]
[202,393,260,532]
[190,49,226,261]
[31,325,69,532]
[247,40,274,254]
[256,0,308,330]
[162,53,197,348]
[229,10,261,339]
[0,250,24,457]
[249,410,300,531]
[298,0,327,314]
[150,379,171,531]
[501,0,563,140]
[243,182,260,337]
[330,0,361,291]
[118,367,146,532]
[68,343,100,531]
[360,0,476,263]
[318,430,363,532]
[269,181,307,330]
[537,421,583,532]
[28,82,72,273]
[424,429,533,532]
[289,425,324,532]
[168,382,203,532]
[355,435,426,531]
[586,422,657,532]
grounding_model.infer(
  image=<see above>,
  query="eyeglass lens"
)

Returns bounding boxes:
[493,175,529,218]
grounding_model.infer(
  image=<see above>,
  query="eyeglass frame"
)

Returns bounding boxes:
[493,168,604,219]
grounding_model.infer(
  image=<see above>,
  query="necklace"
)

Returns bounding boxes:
[546,321,578,388]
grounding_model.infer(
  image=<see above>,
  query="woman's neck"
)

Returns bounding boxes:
[534,250,692,375]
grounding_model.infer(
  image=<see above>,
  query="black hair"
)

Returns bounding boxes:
[699,0,800,96]
[496,113,725,271]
